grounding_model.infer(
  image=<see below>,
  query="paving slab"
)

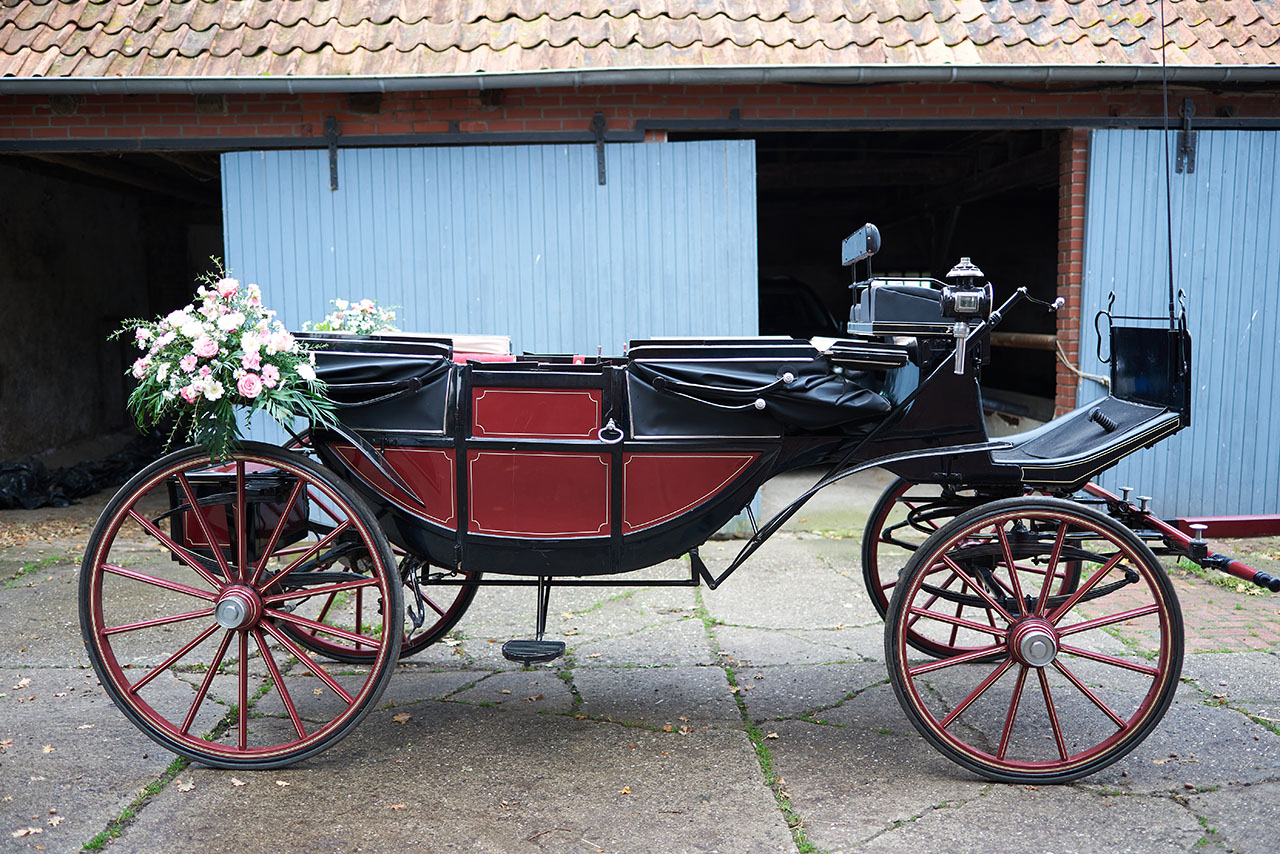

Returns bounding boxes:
[735,663,887,721]
[571,616,715,667]
[1187,780,1280,854]
[448,670,576,715]
[572,665,740,727]
[1081,681,1280,793]
[698,537,880,629]
[113,704,795,854]
[714,624,883,667]
[856,782,1204,854]
[0,667,174,851]
[766,718,987,846]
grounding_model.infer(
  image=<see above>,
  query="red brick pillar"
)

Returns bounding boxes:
[1054,128,1089,416]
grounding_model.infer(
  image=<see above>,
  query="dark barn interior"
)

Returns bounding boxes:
[738,130,1062,414]
[0,152,222,459]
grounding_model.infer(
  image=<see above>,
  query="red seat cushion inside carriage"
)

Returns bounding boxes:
[452,352,518,364]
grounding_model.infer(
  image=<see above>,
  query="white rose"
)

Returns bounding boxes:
[296,362,316,382]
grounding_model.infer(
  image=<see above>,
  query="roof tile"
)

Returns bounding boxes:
[1,1,1278,81]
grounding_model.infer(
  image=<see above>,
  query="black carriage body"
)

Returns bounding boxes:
[299,338,979,577]
[297,275,1192,580]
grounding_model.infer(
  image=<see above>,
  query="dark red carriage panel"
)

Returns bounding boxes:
[471,388,601,439]
[175,462,310,553]
[332,445,457,530]
[622,452,760,533]
[467,451,611,538]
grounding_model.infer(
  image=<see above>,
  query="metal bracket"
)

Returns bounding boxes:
[590,112,607,185]
[1176,98,1197,174]
[324,115,341,190]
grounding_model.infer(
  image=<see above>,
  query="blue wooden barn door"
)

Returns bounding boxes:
[222,141,757,355]
[1078,130,1280,517]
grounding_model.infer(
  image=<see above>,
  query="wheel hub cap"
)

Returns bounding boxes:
[1009,619,1058,668]
[215,585,263,630]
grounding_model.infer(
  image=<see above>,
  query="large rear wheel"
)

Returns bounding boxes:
[79,443,402,769]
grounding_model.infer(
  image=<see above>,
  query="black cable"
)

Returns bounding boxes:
[1159,0,1178,329]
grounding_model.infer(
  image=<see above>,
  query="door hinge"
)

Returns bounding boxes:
[1175,98,1197,175]
[324,115,341,190]
[591,112,607,185]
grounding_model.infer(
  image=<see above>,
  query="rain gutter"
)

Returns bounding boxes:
[2,64,1278,95]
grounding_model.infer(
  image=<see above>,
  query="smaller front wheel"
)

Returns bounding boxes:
[885,497,1182,783]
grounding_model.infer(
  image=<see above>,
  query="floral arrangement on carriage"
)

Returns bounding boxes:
[303,297,399,335]
[118,269,336,460]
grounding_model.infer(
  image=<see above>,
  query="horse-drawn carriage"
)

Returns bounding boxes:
[80,225,1275,782]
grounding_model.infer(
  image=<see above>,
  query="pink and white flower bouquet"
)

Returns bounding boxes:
[119,267,334,459]
[303,298,398,335]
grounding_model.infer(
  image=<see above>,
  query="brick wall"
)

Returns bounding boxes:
[1,83,1274,142]
[1055,127,1090,416]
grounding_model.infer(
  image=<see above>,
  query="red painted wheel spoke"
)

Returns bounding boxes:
[906,571,957,630]
[939,658,1015,728]
[181,630,233,735]
[908,642,1008,676]
[249,477,305,586]
[1048,552,1126,624]
[1058,604,1161,638]
[235,461,248,583]
[176,473,233,581]
[1038,667,1069,761]
[996,526,1027,615]
[266,609,380,650]
[1035,522,1069,615]
[126,510,224,592]
[1053,660,1128,729]
[948,599,963,648]
[997,665,1030,759]
[253,629,307,741]
[101,563,218,602]
[1059,643,1161,677]
[941,554,1016,624]
[262,577,379,606]
[129,623,221,693]
[419,592,448,618]
[354,586,363,637]
[105,607,214,636]
[907,606,1009,638]
[257,522,352,595]
[237,631,249,750]
[260,621,355,703]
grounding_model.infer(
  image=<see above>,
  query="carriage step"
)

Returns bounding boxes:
[501,639,566,665]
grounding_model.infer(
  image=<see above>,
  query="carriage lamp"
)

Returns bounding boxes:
[940,257,995,374]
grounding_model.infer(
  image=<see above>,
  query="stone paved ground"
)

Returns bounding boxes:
[0,470,1277,854]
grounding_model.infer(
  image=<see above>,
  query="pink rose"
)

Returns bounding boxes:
[241,350,262,371]
[216,278,239,298]
[180,385,200,403]
[179,354,198,373]
[131,358,149,379]
[261,363,280,388]
[237,372,263,399]
[199,366,212,378]
[193,335,218,358]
